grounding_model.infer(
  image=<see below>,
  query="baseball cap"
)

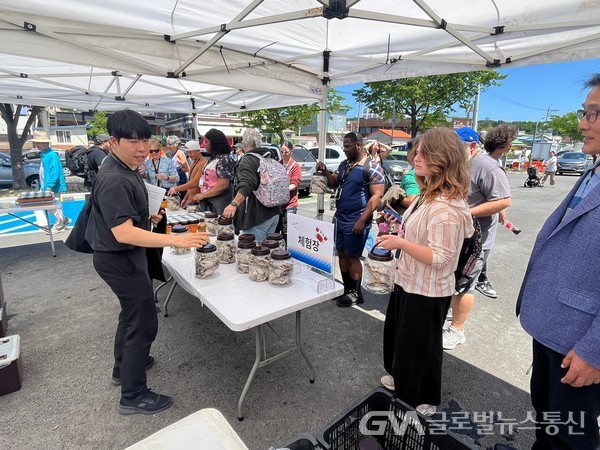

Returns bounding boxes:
[96,133,110,143]
[234,142,243,149]
[455,127,480,144]
[184,140,201,151]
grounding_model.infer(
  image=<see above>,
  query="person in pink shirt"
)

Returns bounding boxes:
[192,128,235,214]
[276,141,302,240]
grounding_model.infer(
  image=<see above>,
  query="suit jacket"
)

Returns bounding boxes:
[517,165,600,368]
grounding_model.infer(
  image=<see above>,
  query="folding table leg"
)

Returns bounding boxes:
[162,281,178,317]
[153,276,173,303]
[44,210,56,257]
[237,325,263,421]
[295,310,315,383]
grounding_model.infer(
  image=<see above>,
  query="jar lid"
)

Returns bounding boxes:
[217,231,235,241]
[171,225,188,234]
[238,233,256,242]
[197,243,217,253]
[218,215,233,225]
[178,219,189,225]
[204,211,218,219]
[237,240,256,249]
[187,218,199,224]
[368,247,393,261]
[251,246,270,256]
[267,232,283,241]
[271,249,291,260]
[262,239,279,249]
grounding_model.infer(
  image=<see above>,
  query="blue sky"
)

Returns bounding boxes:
[337,58,600,123]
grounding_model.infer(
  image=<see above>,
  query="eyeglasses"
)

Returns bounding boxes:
[149,149,160,153]
[577,109,600,124]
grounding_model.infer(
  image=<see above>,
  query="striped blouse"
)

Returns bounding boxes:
[395,196,474,297]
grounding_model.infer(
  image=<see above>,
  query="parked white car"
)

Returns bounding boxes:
[308,145,345,172]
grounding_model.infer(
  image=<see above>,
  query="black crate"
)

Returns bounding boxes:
[317,388,477,450]
[278,432,320,450]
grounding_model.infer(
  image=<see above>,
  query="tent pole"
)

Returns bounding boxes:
[316,85,328,219]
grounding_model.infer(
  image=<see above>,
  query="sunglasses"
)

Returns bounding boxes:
[149,149,160,153]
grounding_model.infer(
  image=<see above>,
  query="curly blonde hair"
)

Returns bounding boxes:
[414,128,470,202]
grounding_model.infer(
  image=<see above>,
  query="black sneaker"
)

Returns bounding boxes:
[336,291,364,307]
[475,280,498,298]
[111,357,155,386]
[118,390,173,415]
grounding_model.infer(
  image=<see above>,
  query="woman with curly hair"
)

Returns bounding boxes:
[376,127,474,416]
[192,128,235,214]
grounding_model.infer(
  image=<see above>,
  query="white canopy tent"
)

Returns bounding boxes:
[1,0,599,114]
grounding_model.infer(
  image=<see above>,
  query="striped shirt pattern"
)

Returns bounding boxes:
[395,197,474,297]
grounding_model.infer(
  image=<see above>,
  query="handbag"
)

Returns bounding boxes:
[65,194,93,253]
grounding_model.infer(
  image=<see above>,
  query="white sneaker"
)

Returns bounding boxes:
[442,325,466,350]
[54,217,70,231]
[380,375,395,391]
[416,403,437,416]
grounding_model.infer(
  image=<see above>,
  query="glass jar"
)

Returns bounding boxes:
[216,231,236,264]
[195,244,220,278]
[187,217,199,233]
[236,240,256,274]
[266,233,285,250]
[362,247,394,294]
[170,225,190,255]
[268,250,294,285]
[197,218,207,233]
[310,171,329,194]
[204,211,218,237]
[261,239,279,253]
[249,246,270,282]
[217,215,234,236]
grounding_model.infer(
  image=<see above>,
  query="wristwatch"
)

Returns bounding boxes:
[230,200,239,208]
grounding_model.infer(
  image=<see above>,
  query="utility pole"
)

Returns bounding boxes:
[390,99,396,146]
[472,83,480,131]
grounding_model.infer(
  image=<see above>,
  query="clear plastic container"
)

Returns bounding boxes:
[197,218,207,233]
[249,246,270,282]
[170,225,190,255]
[268,250,294,285]
[187,217,199,233]
[362,247,394,294]
[236,240,256,274]
[195,244,219,278]
[204,211,218,237]
[310,171,328,194]
[216,231,236,264]
[266,232,285,250]
[217,215,234,236]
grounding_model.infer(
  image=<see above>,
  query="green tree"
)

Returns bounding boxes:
[548,112,582,143]
[0,104,43,189]
[240,90,348,143]
[354,71,505,137]
[87,111,108,141]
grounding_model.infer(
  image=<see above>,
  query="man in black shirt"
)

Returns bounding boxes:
[83,134,110,189]
[86,110,208,415]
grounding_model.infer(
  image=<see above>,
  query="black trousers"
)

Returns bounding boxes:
[93,249,158,400]
[383,284,450,407]
[531,339,600,450]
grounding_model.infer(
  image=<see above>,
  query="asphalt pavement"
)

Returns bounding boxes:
[0,171,578,449]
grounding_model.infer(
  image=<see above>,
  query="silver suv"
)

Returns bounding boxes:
[291,147,317,195]
[556,152,594,176]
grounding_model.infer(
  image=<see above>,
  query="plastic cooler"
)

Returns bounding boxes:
[0,335,23,396]
[316,388,477,450]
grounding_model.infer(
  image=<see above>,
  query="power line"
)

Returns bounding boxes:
[484,90,548,112]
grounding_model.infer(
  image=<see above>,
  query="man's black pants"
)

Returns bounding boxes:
[93,249,158,400]
[531,339,600,450]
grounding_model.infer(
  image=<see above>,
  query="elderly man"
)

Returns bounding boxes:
[517,73,600,449]
[222,129,281,242]
[443,125,514,349]
[29,130,70,232]
[167,140,207,208]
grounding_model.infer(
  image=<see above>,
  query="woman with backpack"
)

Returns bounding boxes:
[375,127,474,417]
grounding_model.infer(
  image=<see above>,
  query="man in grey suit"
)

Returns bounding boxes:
[517,74,600,449]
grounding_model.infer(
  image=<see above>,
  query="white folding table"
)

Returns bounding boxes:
[0,200,62,257]
[160,251,343,420]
